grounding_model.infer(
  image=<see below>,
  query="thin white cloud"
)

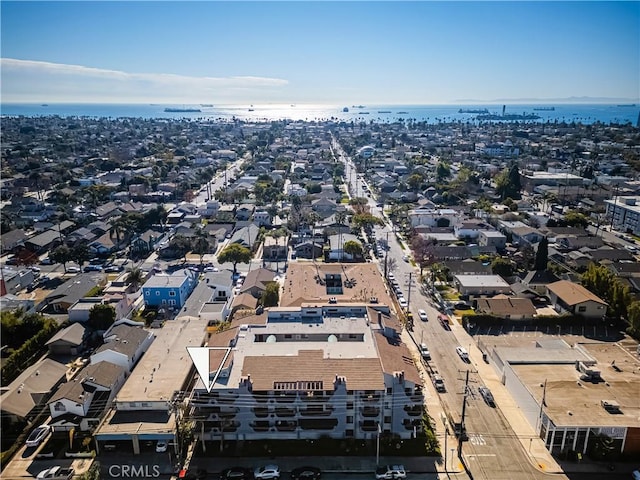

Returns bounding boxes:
[0,58,289,103]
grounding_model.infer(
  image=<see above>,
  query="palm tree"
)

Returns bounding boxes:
[125,267,145,292]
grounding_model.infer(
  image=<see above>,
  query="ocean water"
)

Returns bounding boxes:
[1,103,638,125]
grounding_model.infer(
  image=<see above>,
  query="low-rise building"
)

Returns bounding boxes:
[141,269,198,309]
[90,323,155,372]
[454,274,511,297]
[546,280,607,320]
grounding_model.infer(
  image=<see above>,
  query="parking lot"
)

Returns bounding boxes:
[469,322,626,344]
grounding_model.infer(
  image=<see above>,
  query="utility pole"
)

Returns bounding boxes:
[406,272,414,310]
[458,370,470,456]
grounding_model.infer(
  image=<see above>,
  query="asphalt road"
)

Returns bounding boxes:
[334,140,564,480]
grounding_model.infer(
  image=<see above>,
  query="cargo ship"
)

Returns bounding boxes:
[533,107,555,111]
[458,108,489,114]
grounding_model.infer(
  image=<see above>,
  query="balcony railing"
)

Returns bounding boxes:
[275,407,296,417]
[361,406,380,418]
[299,406,334,417]
[252,407,269,418]
[299,418,338,430]
[253,392,270,403]
[275,420,297,432]
[250,421,270,432]
[402,418,422,430]
[404,405,423,417]
[360,421,379,432]
[274,394,297,404]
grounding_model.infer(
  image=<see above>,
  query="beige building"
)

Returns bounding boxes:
[546,280,607,320]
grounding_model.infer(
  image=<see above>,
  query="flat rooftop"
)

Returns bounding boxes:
[512,341,640,429]
[280,263,394,307]
[96,409,176,437]
[115,315,209,404]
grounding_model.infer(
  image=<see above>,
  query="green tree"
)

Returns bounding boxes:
[50,245,73,272]
[534,237,549,271]
[343,240,363,259]
[306,183,322,194]
[218,243,252,275]
[260,282,280,307]
[169,234,192,262]
[627,301,640,334]
[193,229,213,265]
[491,257,514,278]
[407,173,424,192]
[563,211,589,228]
[88,303,116,331]
[352,213,382,231]
[411,235,435,277]
[436,161,450,181]
[71,243,90,269]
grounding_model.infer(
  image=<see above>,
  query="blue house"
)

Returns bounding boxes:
[141,269,198,309]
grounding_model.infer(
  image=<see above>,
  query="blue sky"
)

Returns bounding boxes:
[1,1,638,104]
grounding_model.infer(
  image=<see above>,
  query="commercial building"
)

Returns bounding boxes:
[453,274,511,297]
[482,339,640,457]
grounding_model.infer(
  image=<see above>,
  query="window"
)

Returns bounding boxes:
[346,416,354,424]
[54,401,66,412]
[145,291,150,296]
[384,416,391,424]
[155,291,160,296]
[169,291,176,297]
[169,300,176,306]
[578,306,586,312]
[386,387,392,394]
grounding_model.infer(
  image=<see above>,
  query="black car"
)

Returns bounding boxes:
[220,467,253,480]
[290,466,321,480]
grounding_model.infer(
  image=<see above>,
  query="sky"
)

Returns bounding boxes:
[1,1,639,105]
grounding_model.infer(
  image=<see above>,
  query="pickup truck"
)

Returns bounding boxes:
[36,466,75,480]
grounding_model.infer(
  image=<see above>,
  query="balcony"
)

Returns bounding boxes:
[360,420,379,432]
[300,392,331,402]
[299,406,334,417]
[359,393,381,403]
[274,393,297,404]
[402,418,422,430]
[250,421,270,432]
[275,420,297,432]
[404,405,423,417]
[218,393,239,404]
[275,407,296,418]
[361,406,380,418]
[253,392,270,403]
[299,418,338,430]
[252,407,269,418]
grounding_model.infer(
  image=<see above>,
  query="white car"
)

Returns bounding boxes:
[155,440,168,453]
[26,424,51,448]
[456,346,470,361]
[399,298,408,309]
[375,465,406,480]
[418,309,428,322]
[66,266,81,273]
[402,255,409,262]
[254,465,280,480]
[419,343,430,360]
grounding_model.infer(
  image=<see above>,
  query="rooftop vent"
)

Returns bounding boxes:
[601,400,621,413]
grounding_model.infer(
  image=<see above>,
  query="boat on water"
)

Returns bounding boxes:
[342,107,349,112]
[617,104,636,107]
[164,108,201,113]
[377,110,392,113]
[397,111,408,114]
[200,104,214,107]
[360,112,370,114]
[533,107,555,111]
[458,108,489,114]
[41,104,49,107]
[352,105,366,109]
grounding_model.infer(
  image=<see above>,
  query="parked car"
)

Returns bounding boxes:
[375,465,406,480]
[419,343,431,360]
[399,298,408,309]
[290,466,321,480]
[36,466,74,480]
[439,314,450,330]
[26,424,51,448]
[254,465,280,480]
[220,467,253,480]
[40,257,54,265]
[66,266,81,273]
[479,387,495,407]
[84,265,102,272]
[155,440,168,452]
[432,374,446,392]
[418,309,428,322]
[456,346,469,361]
[402,255,409,262]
